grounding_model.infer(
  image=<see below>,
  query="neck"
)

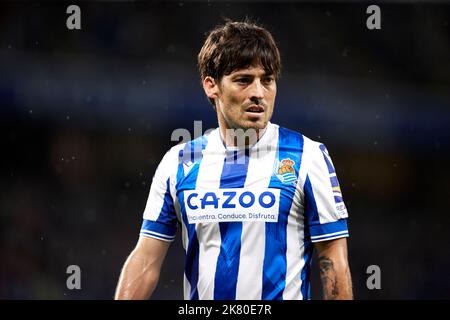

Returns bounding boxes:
[219,123,268,148]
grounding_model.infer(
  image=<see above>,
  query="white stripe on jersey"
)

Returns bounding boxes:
[283,182,305,299]
[302,137,337,224]
[284,135,309,300]
[235,124,278,300]
[311,230,349,240]
[312,233,349,242]
[194,129,225,300]
[140,230,176,240]
[143,143,182,222]
[143,152,172,222]
[183,273,191,301]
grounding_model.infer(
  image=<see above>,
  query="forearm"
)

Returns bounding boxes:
[315,238,353,300]
[318,254,353,300]
[114,251,160,300]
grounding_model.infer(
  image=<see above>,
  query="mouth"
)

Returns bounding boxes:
[245,105,265,114]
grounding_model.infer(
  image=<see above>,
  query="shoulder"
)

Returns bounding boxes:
[271,124,304,154]
[302,135,332,171]
[302,135,327,155]
[275,123,303,141]
[275,124,329,165]
[165,127,218,165]
[275,124,324,153]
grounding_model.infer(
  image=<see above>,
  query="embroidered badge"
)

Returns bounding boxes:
[274,158,298,185]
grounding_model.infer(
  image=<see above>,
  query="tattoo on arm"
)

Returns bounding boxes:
[318,256,339,299]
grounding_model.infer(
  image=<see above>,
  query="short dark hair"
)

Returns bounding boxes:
[198,19,281,106]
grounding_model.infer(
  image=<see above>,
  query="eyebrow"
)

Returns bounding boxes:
[231,71,274,78]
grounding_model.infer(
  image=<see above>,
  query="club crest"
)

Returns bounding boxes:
[274,158,298,185]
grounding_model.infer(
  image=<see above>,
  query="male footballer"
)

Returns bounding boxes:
[115,20,353,300]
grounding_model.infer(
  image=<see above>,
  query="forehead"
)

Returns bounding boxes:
[227,65,272,77]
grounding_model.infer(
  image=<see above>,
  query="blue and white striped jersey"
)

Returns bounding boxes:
[140,122,349,300]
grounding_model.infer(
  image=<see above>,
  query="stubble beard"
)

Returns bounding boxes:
[219,110,271,148]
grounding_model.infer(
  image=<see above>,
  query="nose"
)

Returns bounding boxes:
[249,79,264,102]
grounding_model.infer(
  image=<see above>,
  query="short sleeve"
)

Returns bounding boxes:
[303,141,349,243]
[140,149,179,242]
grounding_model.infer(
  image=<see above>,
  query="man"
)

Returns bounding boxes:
[115,20,353,300]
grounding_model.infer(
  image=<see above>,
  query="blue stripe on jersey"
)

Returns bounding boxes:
[219,149,249,188]
[141,219,177,238]
[214,149,249,300]
[262,127,304,300]
[319,144,345,205]
[160,177,176,222]
[309,219,348,238]
[300,236,313,300]
[140,177,178,238]
[319,144,335,174]
[312,232,349,242]
[176,136,209,300]
[304,174,320,227]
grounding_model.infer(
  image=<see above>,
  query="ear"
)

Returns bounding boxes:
[202,76,220,101]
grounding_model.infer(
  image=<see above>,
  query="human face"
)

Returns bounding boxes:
[204,65,277,137]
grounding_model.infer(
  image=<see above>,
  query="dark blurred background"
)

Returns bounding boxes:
[1,0,449,299]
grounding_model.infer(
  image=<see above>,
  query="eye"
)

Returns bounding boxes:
[235,77,251,84]
[262,77,274,84]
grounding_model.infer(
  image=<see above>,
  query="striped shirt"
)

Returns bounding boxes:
[140,122,349,300]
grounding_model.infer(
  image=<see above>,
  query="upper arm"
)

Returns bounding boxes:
[133,236,171,261]
[314,237,348,260]
[302,139,349,243]
[140,148,180,242]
